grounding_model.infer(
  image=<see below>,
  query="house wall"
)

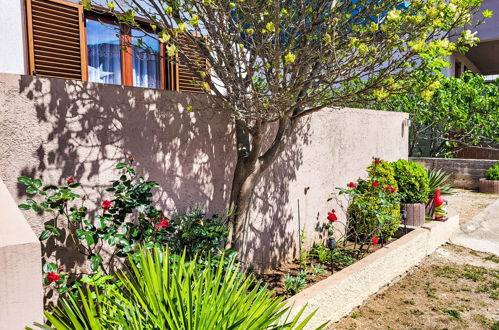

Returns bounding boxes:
[475,0,499,42]
[0,0,27,75]
[0,73,408,270]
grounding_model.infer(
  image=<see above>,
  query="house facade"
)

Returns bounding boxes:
[445,0,499,81]
[0,0,206,92]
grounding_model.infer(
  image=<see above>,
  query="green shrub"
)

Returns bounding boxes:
[391,159,430,203]
[427,168,454,197]
[36,247,324,329]
[167,206,230,258]
[346,159,401,241]
[486,163,499,181]
[17,157,231,294]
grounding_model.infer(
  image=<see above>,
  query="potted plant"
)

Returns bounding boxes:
[391,159,430,226]
[426,168,453,217]
[479,162,499,194]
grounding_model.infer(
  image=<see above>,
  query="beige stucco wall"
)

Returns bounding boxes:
[0,177,43,329]
[0,73,408,270]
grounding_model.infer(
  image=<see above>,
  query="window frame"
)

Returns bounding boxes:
[85,11,171,90]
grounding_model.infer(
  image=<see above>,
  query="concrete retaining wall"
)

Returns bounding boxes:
[0,177,43,329]
[411,157,498,189]
[286,215,460,329]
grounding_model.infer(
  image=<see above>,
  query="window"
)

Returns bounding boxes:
[132,29,161,89]
[26,0,208,93]
[87,20,122,85]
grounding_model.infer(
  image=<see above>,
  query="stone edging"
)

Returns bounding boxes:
[285,215,460,329]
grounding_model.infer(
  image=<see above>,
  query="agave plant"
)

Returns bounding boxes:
[36,247,325,329]
[427,168,454,197]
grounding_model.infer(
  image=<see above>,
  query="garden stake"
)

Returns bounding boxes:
[297,199,301,258]
[402,210,408,234]
[328,237,336,273]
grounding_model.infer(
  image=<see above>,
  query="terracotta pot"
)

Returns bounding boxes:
[479,178,499,194]
[401,203,426,227]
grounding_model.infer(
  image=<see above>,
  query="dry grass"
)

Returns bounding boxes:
[333,245,499,330]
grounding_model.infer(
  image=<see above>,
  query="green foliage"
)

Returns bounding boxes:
[37,247,324,329]
[377,72,499,157]
[367,159,399,189]
[391,159,430,203]
[284,270,308,296]
[167,206,231,258]
[486,163,499,181]
[345,159,401,241]
[312,244,330,264]
[427,168,454,197]
[310,264,326,276]
[17,158,230,293]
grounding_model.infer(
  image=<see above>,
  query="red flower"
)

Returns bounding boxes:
[372,181,379,188]
[385,186,397,194]
[102,200,111,210]
[155,219,169,229]
[374,158,381,164]
[47,272,60,283]
[129,155,134,162]
[327,209,338,222]
[347,182,357,188]
[66,176,75,184]
[372,237,379,245]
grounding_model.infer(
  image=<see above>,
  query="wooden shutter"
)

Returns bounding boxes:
[26,0,88,81]
[175,34,209,93]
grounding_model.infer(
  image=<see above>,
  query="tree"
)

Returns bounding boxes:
[84,0,485,248]
[376,72,499,157]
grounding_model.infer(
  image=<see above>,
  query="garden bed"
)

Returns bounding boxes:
[257,228,413,297]
[285,215,460,329]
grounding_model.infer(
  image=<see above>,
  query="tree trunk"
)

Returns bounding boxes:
[227,117,294,250]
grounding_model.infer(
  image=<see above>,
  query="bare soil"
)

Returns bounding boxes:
[445,189,498,224]
[332,244,499,330]
[257,231,409,297]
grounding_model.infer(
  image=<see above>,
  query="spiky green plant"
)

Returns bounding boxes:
[36,247,326,329]
[427,168,454,197]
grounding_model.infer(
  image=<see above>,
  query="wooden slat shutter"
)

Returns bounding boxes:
[175,34,209,93]
[26,0,88,81]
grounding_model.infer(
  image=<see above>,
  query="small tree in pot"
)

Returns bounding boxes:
[479,163,499,194]
[391,159,430,226]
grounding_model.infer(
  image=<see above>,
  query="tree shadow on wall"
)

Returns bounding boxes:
[16,74,310,276]
[239,119,312,270]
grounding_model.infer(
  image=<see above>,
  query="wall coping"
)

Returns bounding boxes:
[410,157,498,164]
[0,177,38,248]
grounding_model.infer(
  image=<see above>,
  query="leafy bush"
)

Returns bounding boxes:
[427,168,454,197]
[36,247,323,329]
[346,159,401,241]
[486,163,499,181]
[391,159,430,203]
[167,206,231,258]
[17,157,230,293]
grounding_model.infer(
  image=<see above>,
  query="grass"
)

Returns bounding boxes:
[444,309,461,319]
[484,255,499,263]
